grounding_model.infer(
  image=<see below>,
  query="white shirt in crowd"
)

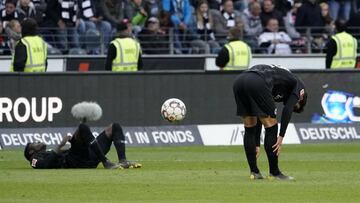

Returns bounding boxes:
[258,31,292,55]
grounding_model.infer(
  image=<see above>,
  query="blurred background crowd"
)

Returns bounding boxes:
[0,0,359,55]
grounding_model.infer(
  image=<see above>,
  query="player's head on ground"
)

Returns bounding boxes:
[24,142,47,161]
[293,90,307,113]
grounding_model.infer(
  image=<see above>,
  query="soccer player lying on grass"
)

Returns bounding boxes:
[24,102,141,169]
[233,64,307,180]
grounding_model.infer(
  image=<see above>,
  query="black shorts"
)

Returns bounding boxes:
[88,131,113,164]
[233,72,276,117]
[64,131,112,168]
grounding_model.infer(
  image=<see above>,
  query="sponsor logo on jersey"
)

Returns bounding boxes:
[274,94,283,100]
[31,159,38,167]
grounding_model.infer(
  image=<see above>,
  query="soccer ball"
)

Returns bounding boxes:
[161,98,186,122]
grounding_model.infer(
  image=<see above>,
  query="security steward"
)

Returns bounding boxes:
[11,18,47,72]
[105,19,143,71]
[215,27,252,70]
[325,19,358,69]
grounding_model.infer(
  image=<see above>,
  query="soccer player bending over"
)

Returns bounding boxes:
[233,64,307,180]
[24,102,141,169]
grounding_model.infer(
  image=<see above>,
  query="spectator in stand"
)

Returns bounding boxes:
[242,1,262,51]
[1,0,21,28]
[30,0,47,24]
[208,0,221,10]
[194,0,220,53]
[0,0,20,54]
[295,0,324,34]
[162,0,194,54]
[43,0,80,52]
[347,9,360,40]
[283,0,302,39]
[16,0,36,20]
[5,19,21,53]
[328,0,352,21]
[320,2,335,36]
[32,0,47,10]
[260,0,284,27]
[144,0,162,18]
[99,0,126,29]
[77,0,112,54]
[211,0,243,43]
[207,0,246,12]
[233,0,247,12]
[138,17,169,54]
[0,0,4,10]
[274,0,292,17]
[320,2,335,39]
[295,0,325,53]
[125,0,148,35]
[258,18,292,54]
[283,0,307,53]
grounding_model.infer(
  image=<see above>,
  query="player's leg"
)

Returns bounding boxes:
[243,116,263,179]
[258,117,280,175]
[111,123,127,161]
[94,125,113,156]
[112,123,142,168]
[97,123,141,169]
[259,117,294,180]
[95,123,125,161]
[254,118,262,159]
[233,73,263,179]
[247,76,282,179]
[251,86,283,178]
[77,123,118,169]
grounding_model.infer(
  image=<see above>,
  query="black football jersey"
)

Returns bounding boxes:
[246,64,305,103]
[30,151,64,169]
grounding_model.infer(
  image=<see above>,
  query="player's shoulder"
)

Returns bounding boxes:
[30,150,61,169]
[270,64,292,72]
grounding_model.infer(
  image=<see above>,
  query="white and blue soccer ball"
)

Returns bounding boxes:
[161,98,186,122]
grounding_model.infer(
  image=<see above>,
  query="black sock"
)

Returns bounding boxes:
[112,123,127,161]
[254,120,262,147]
[264,124,280,175]
[89,140,108,163]
[244,126,260,173]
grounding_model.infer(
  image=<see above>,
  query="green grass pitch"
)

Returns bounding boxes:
[1,143,360,203]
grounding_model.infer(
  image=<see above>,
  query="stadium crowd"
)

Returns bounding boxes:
[0,0,359,55]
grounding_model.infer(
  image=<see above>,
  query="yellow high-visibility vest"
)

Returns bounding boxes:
[331,32,357,69]
[224,40,251,70]
[10,36,47,72]
[111,37,141,72]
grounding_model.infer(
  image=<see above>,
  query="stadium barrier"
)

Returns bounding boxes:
[1,123,360,149]
[1,70,360,149]
[3,54,360,72]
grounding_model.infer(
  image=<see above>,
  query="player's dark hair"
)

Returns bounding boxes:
[24,143,32,161]
[294,92,307,113]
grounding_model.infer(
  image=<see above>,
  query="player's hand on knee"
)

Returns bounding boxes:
[272,136,283,156]
[256,146,261,159]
